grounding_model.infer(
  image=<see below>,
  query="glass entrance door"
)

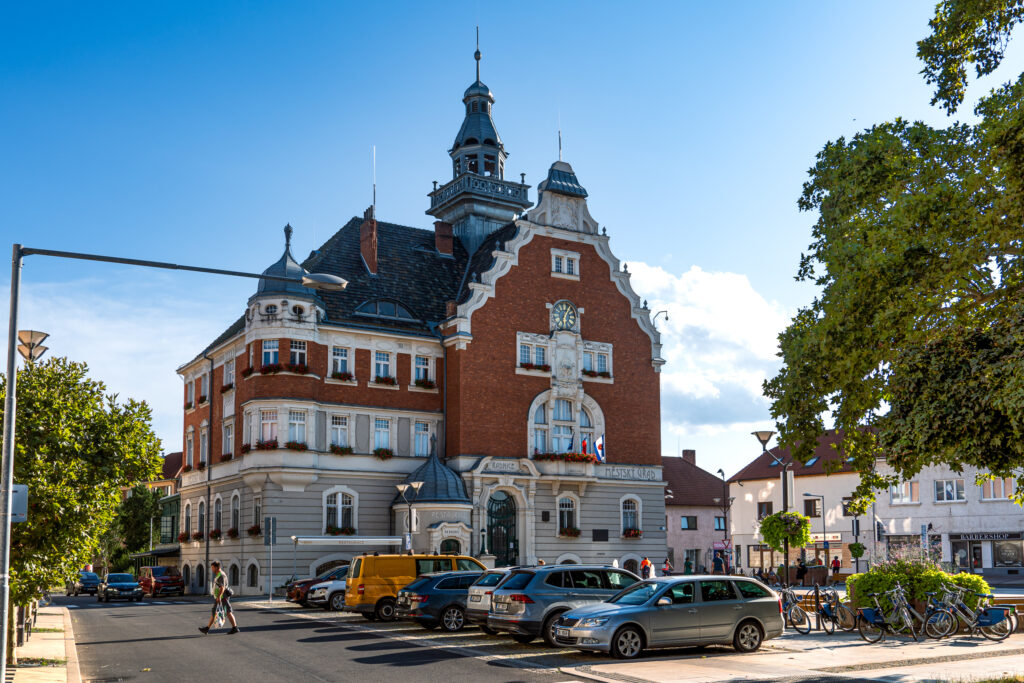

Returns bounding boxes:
[487,491,517,567]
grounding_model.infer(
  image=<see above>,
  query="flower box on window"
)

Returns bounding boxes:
[414,378,436,390]
[208,529,222,541]
[286,363,309,374]
[183,464,193,472]
[227,527,239,539]
[622,528,643,539]
[559,527,581,538]
[331,371,354,382]
[582,369,612,378]
[285,441,307,451]
[534,452,598,464]
[183,401,193,410]
[373,447,394,460]
[192,532,205,542]
[374,375,398,386]
[196,461,207,471]
[220,383,234,393]
[240,443,251,454]
[221,452,233,461]
[198,395,208,404]
[241,367,255,378]
[582,369,600,378]
[330,444,354,455]
[326,525,357,536]
[519,362,551,372]
[177,532,190,543]
[246,525,262,537]
[255,439,278,451]
[260,363,282,375]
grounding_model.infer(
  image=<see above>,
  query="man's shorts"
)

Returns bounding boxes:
[212,596,233,614]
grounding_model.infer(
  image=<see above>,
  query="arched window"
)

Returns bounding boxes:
[621,497,640,534]
[213,498,222,532]
[581,408,594,454]
[354,299,415,320]
[528,392,606,459]
[623,558,639,574]
[186,429,194,467]
[231,494,240,531]
[197,501,206,536]
[558,497,576,532]
[183,564,191,588]
[325,490,355,531]
[533,404,547,453]
[184,503,192,536]
[247,564,259,588]
[472,101,478,112]
[552,399,573,453]
[229,564,240,586]
[440,539,460,555]
[196,564,205,591]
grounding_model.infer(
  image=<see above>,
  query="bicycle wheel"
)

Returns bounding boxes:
[788,605,811,634]
[924,610,955,640]
[858,615,884,643]
[837,603,858,632]
[896,607,918,641]
[820,610,836,634]
[980,617,1013,642]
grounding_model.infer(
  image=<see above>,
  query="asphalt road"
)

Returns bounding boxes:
[61,595,586,683]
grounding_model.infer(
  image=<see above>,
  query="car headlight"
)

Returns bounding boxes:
[579,617,609,628]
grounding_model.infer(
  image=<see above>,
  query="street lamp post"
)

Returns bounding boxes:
[395,482,423,553]
[752,430,789,586]
[713,468,734,572]
[1,242,346,680]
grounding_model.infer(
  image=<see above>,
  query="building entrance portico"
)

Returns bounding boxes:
[487,491,517,566]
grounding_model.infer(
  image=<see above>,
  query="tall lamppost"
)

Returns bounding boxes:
[395,482,423,553]
[713,468,733,571]
[803,493,827,565]
[2,242,346,680]
[752,430,789,586]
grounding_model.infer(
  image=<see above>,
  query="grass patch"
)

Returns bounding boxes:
[17,657,66,667]
[31,627,64,633]
[972,678,1024,683]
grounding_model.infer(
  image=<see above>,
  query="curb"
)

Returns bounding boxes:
[62,608,80,683]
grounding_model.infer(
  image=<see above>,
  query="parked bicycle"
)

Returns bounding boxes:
[779,586,810,634]
[816,585,857,633]
[857,585,918,643]
[933,585,1014,641]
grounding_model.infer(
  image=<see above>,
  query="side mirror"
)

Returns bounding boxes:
[657,596,672,606]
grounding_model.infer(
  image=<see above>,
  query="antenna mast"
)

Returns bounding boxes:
[372,145,377,214]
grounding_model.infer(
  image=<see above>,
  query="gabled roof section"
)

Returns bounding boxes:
[728,430,857,483]
[457,222,518,304]
[661,456,728,508]
[160,452,183,480]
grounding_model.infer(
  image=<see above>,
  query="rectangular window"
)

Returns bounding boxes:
[290,341,306,366]
[330,415,349,447]
[552,425,573,453]
[200,373,209,398]
[757,502,773,519]
[288,410,306,444]
[519,344,531,365]
[680,516,697,530]
[199,427,208,464]
[982,477,1015,500]
[534,428,547,453]
[597,354,608,373]
[374,351,391,379]
[415,356,430,381]
[332,347,349,374]
[262,340,279,365]
[551,249,581,278]
[253,496,262,528]
[714,516,726,531]
[260,410,278,442]
[554,399,572,421]
[414,422,430,457]
[245,411,253,445]
[553,255,563,273]
[582,352,593,371]
[566,257,575,275]
[935,478,966,502]
[186,381,194,403]
[225,359,235,385]
[535,346,546,366]
[841,497,854,516]
[374,418,390,450]
[890,481,920,504]
[223,423,233,455]
[803,499,821,518]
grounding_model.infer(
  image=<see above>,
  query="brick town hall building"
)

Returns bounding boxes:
[175,51,667,594]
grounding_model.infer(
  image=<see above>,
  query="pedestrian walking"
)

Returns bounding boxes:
[796,559,808,586]
[198,561,239,635]
[830,555,841,584]
[640,557,652,579]
[683,557,693,575]
[662,558,672,575]
[712,551,724,575]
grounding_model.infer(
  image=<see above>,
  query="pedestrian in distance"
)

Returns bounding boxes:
[830,555,841,584]
[198,561,239,635]
[795,559,808,587]
[662,558,672,575]
[683,557,693,575]
[712,551,724,575]
[640,557,652,579]
[537,559,546,565]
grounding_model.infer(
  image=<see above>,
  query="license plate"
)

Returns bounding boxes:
[470,595,481,602]
[494,603,507,611]
[556,628,569,637]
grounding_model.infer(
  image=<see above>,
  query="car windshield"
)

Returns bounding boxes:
[80,573,99,581]
[108,574,135,583]
[472,572,505,587]
[497,571,533,590]
[152,567,180,577]
[608,580,660,605]
[333,566,348,578]
[403,577,432,592]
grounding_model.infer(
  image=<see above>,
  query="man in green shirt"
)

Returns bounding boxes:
[198,561,239,635]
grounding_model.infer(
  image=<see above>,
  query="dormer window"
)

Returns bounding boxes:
[484,155,496,176]
[551,248,581,280]
[291,305,304,317]
[482,103,489,113]
[265,305,277,314]
[472,101,478,112]
[355,299,416,321]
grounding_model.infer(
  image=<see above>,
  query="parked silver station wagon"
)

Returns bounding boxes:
[556,575,784,658]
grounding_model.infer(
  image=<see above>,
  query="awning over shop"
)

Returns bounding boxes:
[129,547,180,559]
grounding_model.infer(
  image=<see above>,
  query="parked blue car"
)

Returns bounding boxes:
[396,570,483,632]
[67,571,101,596]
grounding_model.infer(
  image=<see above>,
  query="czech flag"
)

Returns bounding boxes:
[595,434,605,462]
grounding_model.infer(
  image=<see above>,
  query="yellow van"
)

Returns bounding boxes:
[345,553,486,621]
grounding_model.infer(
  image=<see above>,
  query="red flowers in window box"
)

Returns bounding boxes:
[208,529,222,541]
[240,443,251,454]
[519,362,551,372]
[221,452,233,461]
[331,371,354,381]
[373,447,394,460]
[582,370,611,378]
[183,464,193,472]
[414,378,436,389]
[255,439,278,451]
[260,364,282,375]
[326,526,357,536]
[177,532,190,543]
[184,401,193,410]
[374,375,397,386]
[559,527,581,538]
[534,452,598,464]
[198,395,208,404]
[196,461,206,471]
[227,527,239,539]
[241,367,254,378]
[246,525,262,537]
[285,441,307,451]
[220,383,234,393]
[622,528,643,539]
[330,444,354,455]
[286,363,309,374]
[192,532,205,542]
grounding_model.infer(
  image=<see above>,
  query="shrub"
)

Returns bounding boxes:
[846,557,990,609]
[849,542,866,559]
[758,511,812,552]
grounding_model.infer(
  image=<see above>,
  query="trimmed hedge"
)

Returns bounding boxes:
[846,557,990,609]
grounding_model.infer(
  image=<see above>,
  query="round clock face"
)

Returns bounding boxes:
[552,301,578,331]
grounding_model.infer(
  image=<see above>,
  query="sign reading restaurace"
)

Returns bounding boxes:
[950,532,1023,541]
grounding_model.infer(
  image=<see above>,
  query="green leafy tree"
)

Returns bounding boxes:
[0,358,161,606]
[117,484,163,554]
[765,0,1024,507]
[757,511,812,553]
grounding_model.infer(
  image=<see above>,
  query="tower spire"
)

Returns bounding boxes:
[284,223,293,250]
[474,26,481,81]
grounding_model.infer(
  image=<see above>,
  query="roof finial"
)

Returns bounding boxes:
[474,26,481,81]
[557,109,562,161]
[284,223,293,250]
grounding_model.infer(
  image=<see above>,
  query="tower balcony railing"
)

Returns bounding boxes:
[430,173,531,210]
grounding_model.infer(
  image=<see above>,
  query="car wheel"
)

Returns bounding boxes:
[733,620,763,653]
[329,593,346,612]
[97,594,104,602]
[542,611,566,647]
[374,598,396,622]
[362,613,378,621]
[610,626,644,659]
[441,606,465,632]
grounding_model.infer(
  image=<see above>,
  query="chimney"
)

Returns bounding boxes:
[434,221,453,256]
[360,206,378,274]
[681,449,696,465]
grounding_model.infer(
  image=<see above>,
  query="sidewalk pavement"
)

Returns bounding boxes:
[12,605,80,683]
[562,631,1024,682]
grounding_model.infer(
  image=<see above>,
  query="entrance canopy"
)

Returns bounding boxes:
[290,536,403,547]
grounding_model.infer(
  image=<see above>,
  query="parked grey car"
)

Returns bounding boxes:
[555,576,784,658]
[488,565,640,646]
[466,568,513,634]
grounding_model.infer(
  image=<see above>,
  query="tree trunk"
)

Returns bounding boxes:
[7,601,17,667]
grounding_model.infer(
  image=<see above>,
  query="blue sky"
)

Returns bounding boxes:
[3,1,1023,476]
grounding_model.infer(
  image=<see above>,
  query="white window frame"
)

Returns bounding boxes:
[330,414,350,448]
[262,339,279,366]
[935,478,966,503]
[331,346,352,377]
[213,495,222,532]
[414,421,431,457]
[222,421,233,456]
[620,494,642,534]
[199,424,208,465]
[231,493,240,531]
[287,410,307,444]
[322,485,359,533]
[374,417,391,450]
[253,495,262,529]
[224,358,235,386]
[557,493,580,532]
[186,428,194,467]
[197,500,206,536]
[186,381,194,405]
[260,409,278,443]
[290,340,307,366]
[890,481,920,505]
[200,373,209,400]
[551,248,581,281]
[184,503,192,536]
[374,351,392,379]
[414,355,431,381]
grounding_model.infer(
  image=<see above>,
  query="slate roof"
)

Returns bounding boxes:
[160,452,182,480]
[661,456,728,508]
[728,430,856,483]
[394,453,471,505]
[537,161,588,198]
[457,222,518,303]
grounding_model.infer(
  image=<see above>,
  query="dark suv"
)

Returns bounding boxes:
[138,566,184,597]
[396,570,483,632]
[488,565,640,646]
[66,571,101,596]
